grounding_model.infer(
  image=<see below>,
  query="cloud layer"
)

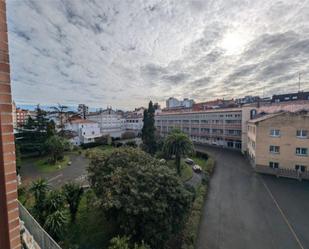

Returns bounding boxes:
[7,0,309,109]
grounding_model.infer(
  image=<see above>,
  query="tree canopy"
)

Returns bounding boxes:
[163,129,194,175]
[141,101,156,155]
[88,147,193,248]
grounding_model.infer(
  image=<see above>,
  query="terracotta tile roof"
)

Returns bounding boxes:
[69,119,96,124]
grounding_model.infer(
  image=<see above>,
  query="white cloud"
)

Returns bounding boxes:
[7,0,309,109]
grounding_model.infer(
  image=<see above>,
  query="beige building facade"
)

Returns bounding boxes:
[247,111,309,180]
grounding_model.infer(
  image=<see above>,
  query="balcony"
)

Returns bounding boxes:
[19,202,62,249]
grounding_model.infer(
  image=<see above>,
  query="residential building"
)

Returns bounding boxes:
[235,95,261,105]
[125,111,143,134]
[247,111,309,180]
[272,91,309,103]
[16,108,30,127]
[166,97,194,109]
[64,119,101,145]
[78,104,89,119]
[156,108,243,150]
[0,1,21,247]
[193,99,237,111]
[87,107,126,138]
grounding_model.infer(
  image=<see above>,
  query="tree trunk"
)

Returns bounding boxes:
[176,154,181,176]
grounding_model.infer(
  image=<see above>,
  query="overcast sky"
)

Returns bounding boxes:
[7,0,309,109]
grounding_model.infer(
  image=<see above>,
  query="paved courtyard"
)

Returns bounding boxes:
[195,145,309,249]
[20,153,89,188]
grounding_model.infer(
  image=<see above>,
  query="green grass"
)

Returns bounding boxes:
[180,154,215,249]
[36,155,70,173]
[62,190,116,249]
[166,159,193,182]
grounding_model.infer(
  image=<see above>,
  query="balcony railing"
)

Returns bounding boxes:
[19,202,62,249]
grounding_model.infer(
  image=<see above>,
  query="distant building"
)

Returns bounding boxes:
[78,104,89,119]
[125,111,143,134]
[87,107,126,138]
[64,119,101,145]
[235,96,261,105]
[272,91,309,103]
[247,111,309,180]
[166,97,194,109]
[16,108,30,127]
[193,99,237,111]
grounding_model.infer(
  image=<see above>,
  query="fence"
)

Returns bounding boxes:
[19,202,62,249]
[255,165,309,181]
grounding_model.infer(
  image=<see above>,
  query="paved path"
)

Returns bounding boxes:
[20,153,89,188]
[195,145,309,249]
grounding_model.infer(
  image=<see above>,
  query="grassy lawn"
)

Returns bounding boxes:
[36,155,70,173]
[181,154,215,249]
[166,159,193,182]
[62,190,116,249]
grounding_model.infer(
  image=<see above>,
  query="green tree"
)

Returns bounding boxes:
[50,104,69,132]
[62,182,84,223]
[35,105,49,132]
[15,143,22,175]
[45,135,69,163]
[29,178,49,222]
[44,210,67,242]
[108,236,150,249]
[47,120,56,137]
[24,116,36,130]
[141,101,156,155]
[163,129,194,176]
[45,190,65,215]
[88,147,193,248]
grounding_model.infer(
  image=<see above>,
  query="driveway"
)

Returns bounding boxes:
[20,153,90,188]
[195,145,309,249]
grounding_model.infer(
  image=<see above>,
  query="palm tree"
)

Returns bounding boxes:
[45,190,65,215]
[50,104,70,132]
[62,182,84,223]
[29,178,49,222]
[44,210,67,242]
[163,129,194,176]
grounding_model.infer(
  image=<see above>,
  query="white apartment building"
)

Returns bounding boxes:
[156,108,243,150]
[87,108,126,138]
[64,119,101,145]
[166,97,194,109]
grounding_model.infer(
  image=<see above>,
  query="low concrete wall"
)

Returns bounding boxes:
[255,165,309,181]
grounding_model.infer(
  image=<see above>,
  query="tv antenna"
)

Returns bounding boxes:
[298,73,301,92]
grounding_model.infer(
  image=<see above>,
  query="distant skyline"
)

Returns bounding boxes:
[7,0,309,109]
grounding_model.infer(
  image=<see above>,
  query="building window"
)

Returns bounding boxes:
[269,162,279,169]
[270,129,280,137]
[269,145,280,154]
[295,165,306,172]
[296,147,308,156]
[296,129,308,138]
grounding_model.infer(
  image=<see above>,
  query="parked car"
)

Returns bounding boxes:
[185,158,194,165]
[193,164,202,173]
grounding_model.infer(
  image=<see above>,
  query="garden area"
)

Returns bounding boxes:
[18,101,215,249]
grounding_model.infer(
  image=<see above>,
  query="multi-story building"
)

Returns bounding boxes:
[64,119,101,145]
[193,99,237,111]
[247,111,309,180]
[125,112,143,134]
[78,104,89,119]
[166,97,194,109]
[16,108,30,127]
[272,91,309,103]
[156,108,243,150]
[87,107,126,138]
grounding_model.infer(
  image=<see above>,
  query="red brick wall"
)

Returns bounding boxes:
[0,0,21,248]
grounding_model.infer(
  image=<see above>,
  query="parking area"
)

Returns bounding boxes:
[195,145,309,249]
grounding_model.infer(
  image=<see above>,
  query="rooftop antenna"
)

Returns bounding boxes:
[298,72,301,92]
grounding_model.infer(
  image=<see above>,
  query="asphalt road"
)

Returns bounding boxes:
[195,145,309,249]
[20,153,89,188]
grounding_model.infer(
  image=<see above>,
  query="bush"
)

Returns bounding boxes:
[126,141,137,147]
[121,131,136,140]
[181,155,215,249]
[88,147,193,248]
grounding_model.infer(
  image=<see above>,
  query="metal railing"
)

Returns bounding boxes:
[19,202,62,249]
